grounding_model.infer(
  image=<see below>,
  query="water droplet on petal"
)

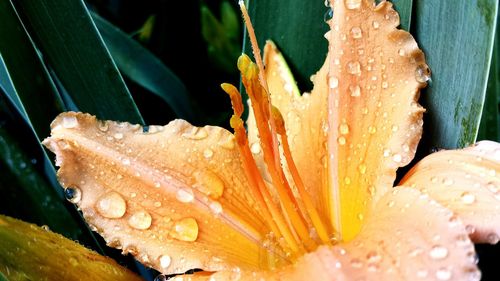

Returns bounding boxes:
[487,233,500,244]
[392,154,402,163]
[349,84,361,97]
[114,133,124,140]
[182,127,208,140]
[62,116,78,128]
[368,126,377,134]
[323,8,333,23]
[339,123,350,135]
[194,170,225,199]
[159,255,171,269]
[358,163,367,174]
[372,20,380,29]
[460,192,476,205]
[96,192,127,219]
[65,186,82,203]
[203,148,214,159]
[351,26,362,39]
[171,217,199,242]
[98,122,108,132]
[176,188,194,203]
[154,274,168,281]
[429,245,449,260]
[435,268,452,280]
[398,48,406,57]
[415,64,431,83]
[345,0,361,9]
[209,201,223,215]
[329,76,339,89]
[366,251,382,264]
[338,136,347,146]
[128,210,152,230]
[350,258,363,268]
[347,61,361,75]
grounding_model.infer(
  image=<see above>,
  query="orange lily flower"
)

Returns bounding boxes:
[43,0,500,280]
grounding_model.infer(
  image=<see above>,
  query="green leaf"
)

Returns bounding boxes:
[412,0,498,149]
[478,13,500,141]
[12,0,143,124]
[91,13,195,120]
[393,0,413,31]
[0,215,142,281]
[0,0,64,138]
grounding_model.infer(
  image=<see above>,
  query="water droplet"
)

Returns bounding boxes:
[487,233,500,244]
[383,149,391,157]
[114,133,124,140]
[122,158,131,165]
[442,178,454,186]
[41,225,50,231]
[347,61,361,75]
[337,136,346,146]
[182,127,208,140]
[398,49,406,57]
[366,251,382,264]
[350,258,363,268]
[391,125,399,132]
[96,192,127,219]
[62,116,78,128]
[98,122,108,132]
[194,170,225,199]
[435,268,452,280]
[65,186,82,203]
[159,255,171,269]
[349,84,361,97]
[154,274,168,281]
[176,188,194,203]
[344,177,351,185]
[250,142,261,154]
[357,213,364,220]
[209,201,223,215]
[460,192,475,205]
[415,64,431,83]
[351,26,362,39]
[345,0,361,9]
[368,126,377,134]
[328,76,339,89]
[392,154,402,163]
[372,20,380,29]
[323,8,333,23]
[171,217,199,242]
[382,81,388,89]
[128,210,152,230]
[339,123,350,135]
[387,200,395,208]
[324,0,330,7]
[203,148,214,159]
[358,163,367,174]
[218,136,235,150]
[429,245,448,260]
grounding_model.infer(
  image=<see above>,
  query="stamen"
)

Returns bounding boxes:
[238,57,317,251]
[221,83,304,257]
[271,107,332,245]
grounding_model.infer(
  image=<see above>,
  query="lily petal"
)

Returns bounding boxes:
[249,0,429,241]
[178,188,480,281]
[400,141,500,244]
[43,112,287,274]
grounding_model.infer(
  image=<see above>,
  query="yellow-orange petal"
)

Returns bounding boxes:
[256,0,429,241]
[43,112,288,274]
[400,141,500,244]
[192,188,481,281]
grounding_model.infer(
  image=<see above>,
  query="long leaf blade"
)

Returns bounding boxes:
[412,0,499,149]
[12,0,143,124]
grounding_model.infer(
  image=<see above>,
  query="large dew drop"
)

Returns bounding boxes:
[96,191,127,219]
[194,170,225,199]
[62,116,78,129]
[171,217,199,242]
[128,210,152,230]
[159,255,171,269]
[64,186,82,203]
